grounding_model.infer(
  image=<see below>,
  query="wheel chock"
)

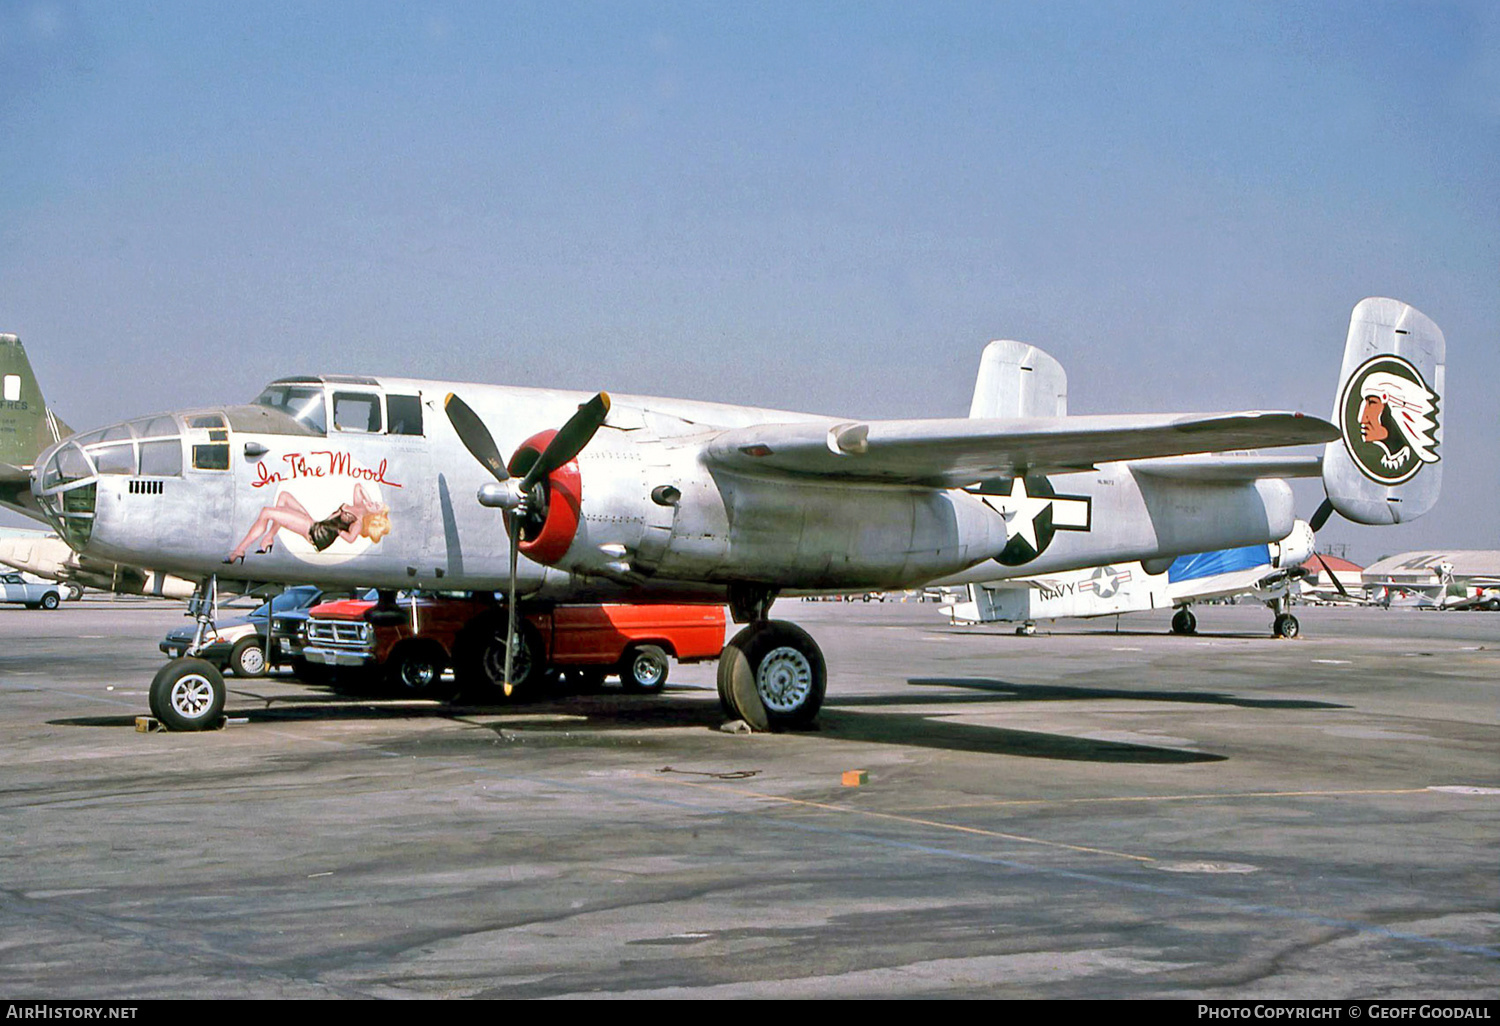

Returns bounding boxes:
[136,715,229,733]
[841,769,868,787]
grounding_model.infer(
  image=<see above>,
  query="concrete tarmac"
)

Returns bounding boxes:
[1,597,1496,998]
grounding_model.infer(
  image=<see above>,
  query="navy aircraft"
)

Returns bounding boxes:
[942,520,1317,637]
[27,298,1444,730]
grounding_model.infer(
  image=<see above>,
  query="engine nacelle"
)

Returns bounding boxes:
[1270,519,1315,569]
[506,430,584,565]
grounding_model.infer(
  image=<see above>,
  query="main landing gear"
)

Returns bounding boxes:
[1270,595,1300,639]
[717,619,827,732]
[150,575,231,731]
[1170,600,1300,638]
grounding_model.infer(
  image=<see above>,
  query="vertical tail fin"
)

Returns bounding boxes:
[1320,299,1443,525]
[969,340,1068,419]
[0,333,71,469]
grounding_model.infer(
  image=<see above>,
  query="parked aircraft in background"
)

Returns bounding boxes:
[26,297,1445,731]
[1363,551,1500,610]
[944,520,1316,637]
[0,336,198,599]
[0,530,196,599]
[0,334,70,524]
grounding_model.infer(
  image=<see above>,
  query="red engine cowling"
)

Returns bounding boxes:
[506,430,583,565]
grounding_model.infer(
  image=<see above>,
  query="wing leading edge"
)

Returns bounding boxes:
[706,412,1338,487]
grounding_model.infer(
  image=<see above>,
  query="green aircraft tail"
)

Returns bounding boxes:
[0,333,70,470]
[1,334,72,521]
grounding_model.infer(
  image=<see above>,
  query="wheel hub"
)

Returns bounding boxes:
[756,646,812,713]
[170,674,215,718]
[633,654,665,686]
[402,661,436,688]
[240,647,266,674]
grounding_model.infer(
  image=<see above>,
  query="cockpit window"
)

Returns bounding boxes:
[254,385,327,435]
[333,392,382,433]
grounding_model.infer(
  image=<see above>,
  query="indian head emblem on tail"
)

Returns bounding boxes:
[1341,355,1440,484]
[1323,298,1445,524]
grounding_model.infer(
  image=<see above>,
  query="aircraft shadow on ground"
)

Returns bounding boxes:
[888,677,1348,711]
[46,686,730,732]
[50,681,1236,764]
[813,707,1224,763]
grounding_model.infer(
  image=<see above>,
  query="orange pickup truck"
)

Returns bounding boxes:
[299,596,726,699]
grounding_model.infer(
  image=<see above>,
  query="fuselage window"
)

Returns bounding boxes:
[188,414,230,471]
[333,392,383,433]
[386,394,423,436]
[192,444,230,470]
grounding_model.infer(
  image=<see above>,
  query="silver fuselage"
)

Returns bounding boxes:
[30,376,1296,601]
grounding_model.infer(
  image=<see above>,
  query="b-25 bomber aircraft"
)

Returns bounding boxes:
[28,298,1444,731]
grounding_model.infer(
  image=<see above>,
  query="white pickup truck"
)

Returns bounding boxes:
[0,572,64,610]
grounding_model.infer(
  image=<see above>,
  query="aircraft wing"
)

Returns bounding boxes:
[706,412,1337,486]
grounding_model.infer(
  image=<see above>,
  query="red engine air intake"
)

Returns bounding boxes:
[506,429,583,565]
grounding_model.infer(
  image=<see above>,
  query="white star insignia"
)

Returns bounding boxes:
[981,478,1054,553]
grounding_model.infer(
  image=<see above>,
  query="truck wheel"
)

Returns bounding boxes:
[229,638,268,677]
[40,591,60,611]
[620,644,670,694]
[455,612,545,700]
[386,642,451,699]
[149,658,226,731]
[717,620,826,731]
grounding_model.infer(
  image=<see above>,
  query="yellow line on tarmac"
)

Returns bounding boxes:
[640,773,1158,864]
[903,788,1430,812]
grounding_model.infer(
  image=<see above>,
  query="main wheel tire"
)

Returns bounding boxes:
[1274,613,1300,639]
[149,658,227,731]
[229,637,268,677]
[454,611,545,700]
[717,620,826,731]
[386,642,451,699]
[40,591,60,610]
[620,644,670,694]
[1171,608,1197,635]
[62,583,84,602]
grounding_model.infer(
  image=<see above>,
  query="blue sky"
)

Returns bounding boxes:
[3,1,1496,559]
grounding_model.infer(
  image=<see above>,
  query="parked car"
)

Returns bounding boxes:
[0,571,63,610]
[300,596,727,698]
[159,586,325,677]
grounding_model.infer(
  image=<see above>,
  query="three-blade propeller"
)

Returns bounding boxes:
[443,391,611,695]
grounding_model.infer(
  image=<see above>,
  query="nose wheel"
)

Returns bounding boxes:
[717,620,827,731]
[149,658,227,731]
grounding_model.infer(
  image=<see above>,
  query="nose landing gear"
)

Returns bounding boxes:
[149,574,231,731]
